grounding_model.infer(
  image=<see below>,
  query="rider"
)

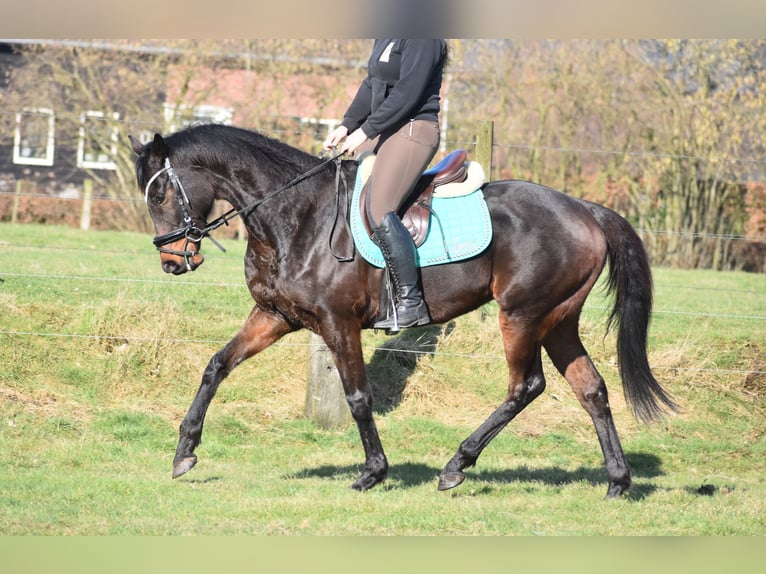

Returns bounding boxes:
[323,38,448,332]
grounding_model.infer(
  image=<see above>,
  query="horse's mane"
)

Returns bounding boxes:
[164,124,322,179]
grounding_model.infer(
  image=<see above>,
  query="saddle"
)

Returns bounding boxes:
[359,149,477,247]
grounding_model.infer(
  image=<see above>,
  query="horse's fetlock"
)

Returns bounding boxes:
[528,373,547,398]
[456,446,479,469]
[178,421,201,446]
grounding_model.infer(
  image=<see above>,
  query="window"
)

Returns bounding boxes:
[163,103,233,132]
[13,108,55,166]
[77,111,120,170]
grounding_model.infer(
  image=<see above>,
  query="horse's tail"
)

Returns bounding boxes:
[583,201,679,423]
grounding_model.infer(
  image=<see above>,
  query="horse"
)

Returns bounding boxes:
[130,123,677,498]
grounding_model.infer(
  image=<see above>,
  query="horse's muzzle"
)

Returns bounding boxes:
[161,255,204,275]
[158,241,205,274]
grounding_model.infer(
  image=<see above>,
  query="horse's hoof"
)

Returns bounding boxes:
[172,455,198,479]
[605,480,631,498]
[350,471,386,491]
[438,471,465,491]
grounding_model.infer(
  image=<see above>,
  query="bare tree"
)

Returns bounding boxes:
[447,39,766,270]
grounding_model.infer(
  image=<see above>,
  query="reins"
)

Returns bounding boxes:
[210,149,347,230]
[146,150,346,267]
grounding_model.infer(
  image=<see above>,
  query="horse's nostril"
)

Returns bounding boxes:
[162,260,180,274]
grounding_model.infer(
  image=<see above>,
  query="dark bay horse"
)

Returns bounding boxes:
[130,123,677,497]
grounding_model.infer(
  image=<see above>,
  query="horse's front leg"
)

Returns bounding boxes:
[323,322,387,490]
[172,306,293,479]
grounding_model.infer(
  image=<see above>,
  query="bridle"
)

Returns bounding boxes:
[144,151,346,271]
[144,157,222,271]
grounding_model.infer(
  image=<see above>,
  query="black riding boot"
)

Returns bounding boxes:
[372,212,430,333]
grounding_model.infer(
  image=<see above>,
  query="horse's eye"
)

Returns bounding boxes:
[151,185,167,205]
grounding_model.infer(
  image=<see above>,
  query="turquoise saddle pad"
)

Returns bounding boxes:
[349,168,493,268]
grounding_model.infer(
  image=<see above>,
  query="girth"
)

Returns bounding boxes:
[359,149,468,246]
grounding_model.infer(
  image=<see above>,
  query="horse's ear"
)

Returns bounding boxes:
[151,133,169,159]
[128,134,144,155]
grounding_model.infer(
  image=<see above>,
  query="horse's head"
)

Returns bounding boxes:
[131,133,216,275]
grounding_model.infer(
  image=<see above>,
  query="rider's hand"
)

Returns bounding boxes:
[340,128,368,155]
[323,125,348,151]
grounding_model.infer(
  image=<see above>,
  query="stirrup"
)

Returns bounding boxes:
[374,300,430,334]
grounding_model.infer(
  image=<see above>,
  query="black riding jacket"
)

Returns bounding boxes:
[341,38,446,139]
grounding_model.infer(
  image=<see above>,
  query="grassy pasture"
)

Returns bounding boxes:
[0,222,764,535]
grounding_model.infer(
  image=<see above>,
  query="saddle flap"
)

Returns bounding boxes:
[400,183,434,247]
[360,178,433,247]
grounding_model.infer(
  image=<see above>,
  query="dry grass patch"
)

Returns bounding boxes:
[0,385,90,425]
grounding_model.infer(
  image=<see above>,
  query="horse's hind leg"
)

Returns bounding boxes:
[543,319,631,497]
[172,306,293,479]
[439,317,546,491]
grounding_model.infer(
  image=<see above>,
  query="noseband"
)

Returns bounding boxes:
[144,152,345,270]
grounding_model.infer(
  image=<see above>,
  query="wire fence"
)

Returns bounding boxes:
[1,252,764,377]
[0,328,763,379]
[2,190,765,243]
[1,267,765,300]
[1,115,764,380]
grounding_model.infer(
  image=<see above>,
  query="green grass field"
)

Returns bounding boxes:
[1,222,764,535]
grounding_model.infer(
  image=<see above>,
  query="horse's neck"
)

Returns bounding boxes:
[215,161,339,239]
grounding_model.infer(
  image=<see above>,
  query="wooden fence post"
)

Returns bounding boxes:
[304,333,352,429]
[80,178,93,231]
[11,180,22,224]
[475,120,494,179]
